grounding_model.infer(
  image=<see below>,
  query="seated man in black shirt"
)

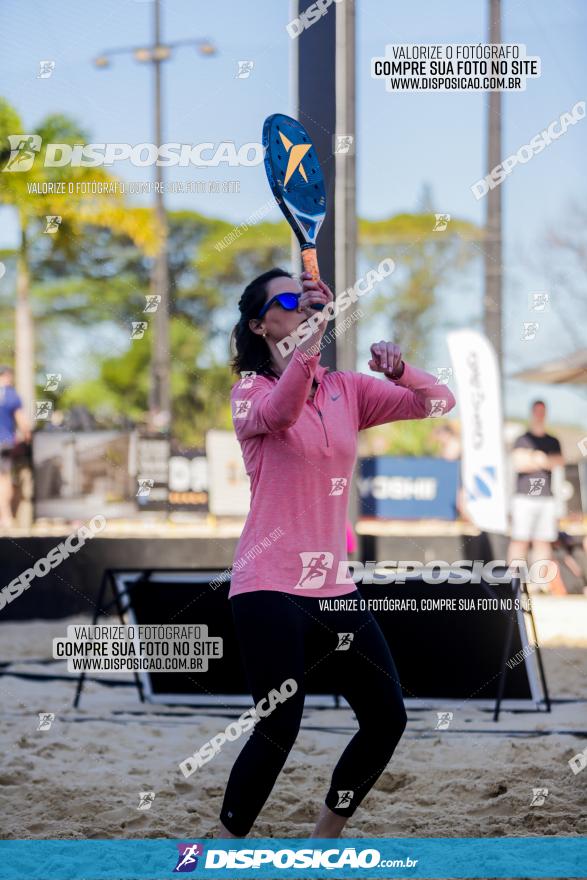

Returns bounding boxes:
[507,400,564,591]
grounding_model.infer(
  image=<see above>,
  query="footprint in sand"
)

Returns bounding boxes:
[26,823,48,835]
[201,786,223,798]
[484,781,508,799]
[35,743,70,758]
[282,803,314,822]
[125,812,153,827]
[376,772,417,794]
[173,780,192,794]
[0,773,22,785]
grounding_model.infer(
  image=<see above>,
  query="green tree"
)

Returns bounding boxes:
[26,209,290,444]
[359,212,480,362]
[0,98,157,415]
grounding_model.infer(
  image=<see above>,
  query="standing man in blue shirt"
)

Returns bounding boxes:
[0,365,31,529]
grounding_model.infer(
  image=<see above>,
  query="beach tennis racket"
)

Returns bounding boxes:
[262,113,326,309]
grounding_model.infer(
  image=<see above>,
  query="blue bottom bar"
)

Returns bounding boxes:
[0,837,585,879]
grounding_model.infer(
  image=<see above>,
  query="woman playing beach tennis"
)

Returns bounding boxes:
[219,268,456,838]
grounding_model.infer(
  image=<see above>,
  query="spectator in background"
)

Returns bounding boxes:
[508,400,564,593]
[433,423,461,461]
[0,366,31,529]
[433,423,465,519]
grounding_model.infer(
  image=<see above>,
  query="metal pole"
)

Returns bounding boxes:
[149,0,171,433]
[335,0,357,374]
[483,0,503,377]
[335,0,359,536]
[289,0,301,277]
[296,0,337,373]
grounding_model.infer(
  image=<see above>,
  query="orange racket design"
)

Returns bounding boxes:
[262,113,326,309]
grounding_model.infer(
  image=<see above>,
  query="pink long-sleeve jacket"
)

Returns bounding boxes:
[229,348,456,599]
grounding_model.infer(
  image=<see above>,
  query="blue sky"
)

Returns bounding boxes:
[1,0,586,427]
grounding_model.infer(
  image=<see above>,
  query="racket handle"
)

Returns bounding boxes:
[301,246,319,280]
[301,246,324,310]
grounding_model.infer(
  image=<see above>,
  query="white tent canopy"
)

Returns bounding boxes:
[512,349,587,385]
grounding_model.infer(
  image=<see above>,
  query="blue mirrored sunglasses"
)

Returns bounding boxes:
[257,292,301,319]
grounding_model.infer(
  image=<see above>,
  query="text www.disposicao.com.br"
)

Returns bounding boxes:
[69,657,201,671]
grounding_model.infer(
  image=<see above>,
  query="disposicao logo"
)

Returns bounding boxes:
[2,137,263,170]
[3,135,42,172]
[173,843,204,872]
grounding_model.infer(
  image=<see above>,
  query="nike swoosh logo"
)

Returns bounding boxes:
[330,393,342,401]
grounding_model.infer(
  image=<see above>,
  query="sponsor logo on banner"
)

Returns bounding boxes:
[206,430,250,516]
[447,330,508,533]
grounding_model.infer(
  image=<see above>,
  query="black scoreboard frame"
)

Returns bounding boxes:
[73,567,550,721]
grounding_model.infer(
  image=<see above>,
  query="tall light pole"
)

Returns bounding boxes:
[484,0,503,376]
[93,2,216,434]
[150,0,171,435]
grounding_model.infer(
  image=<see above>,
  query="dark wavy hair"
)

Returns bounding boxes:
[229,268,293,379]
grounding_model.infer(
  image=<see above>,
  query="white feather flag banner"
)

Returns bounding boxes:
[447,329,509,534]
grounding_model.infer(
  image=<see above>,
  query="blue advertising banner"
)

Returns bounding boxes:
[359,457,458,520]
[1,837,585,879]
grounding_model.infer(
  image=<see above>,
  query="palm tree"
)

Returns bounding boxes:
[0,98,158,416]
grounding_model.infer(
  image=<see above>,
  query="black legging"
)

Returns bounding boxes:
[219,590,407,836]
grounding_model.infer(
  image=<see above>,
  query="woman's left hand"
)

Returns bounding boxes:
[298,272,334,317]
[368,341,404,379]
